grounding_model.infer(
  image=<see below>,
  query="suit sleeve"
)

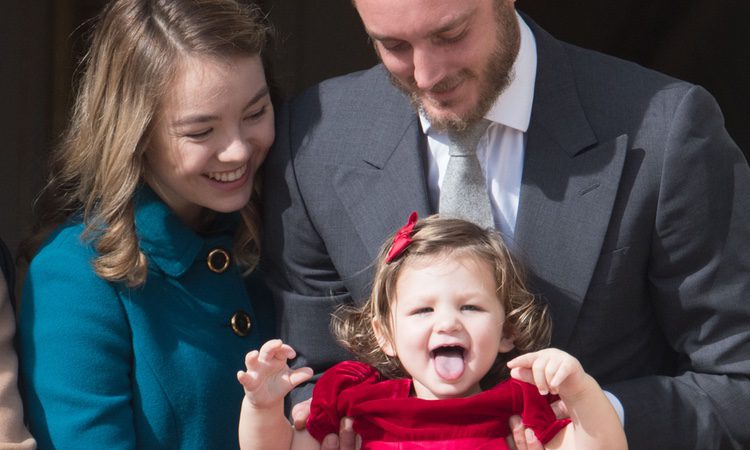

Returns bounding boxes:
[262,100,353,407]
[606,85,750,449]
[18,234,136,449]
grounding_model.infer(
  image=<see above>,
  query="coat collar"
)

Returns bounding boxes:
[134,185,237,278]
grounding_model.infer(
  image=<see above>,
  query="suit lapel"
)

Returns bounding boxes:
[332,73,432,261]
[515,20,628,346]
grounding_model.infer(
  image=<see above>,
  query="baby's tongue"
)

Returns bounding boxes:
[434,347,465,380]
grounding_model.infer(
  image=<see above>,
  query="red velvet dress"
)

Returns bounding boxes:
[307,361,571,449]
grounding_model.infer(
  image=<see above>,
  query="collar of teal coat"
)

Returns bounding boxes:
[133,185,239,278]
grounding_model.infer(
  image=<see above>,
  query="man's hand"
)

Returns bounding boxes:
[291,400,360,449]
[505,415,545,450]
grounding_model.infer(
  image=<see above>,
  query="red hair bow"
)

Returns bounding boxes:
[386,211,418,263]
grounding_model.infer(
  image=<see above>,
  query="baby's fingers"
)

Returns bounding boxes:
[540,357,563,395]
[243,349,261,370]
[509,366,535,385]
[530,355,552,395]
[258,339,296,363]
[507,352,538,369]
[508,351,555,395]
[547,358,579,393]
[237,369,258,390]
[288,367,314,387]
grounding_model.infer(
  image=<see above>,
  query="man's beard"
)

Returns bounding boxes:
[388,3,520,133]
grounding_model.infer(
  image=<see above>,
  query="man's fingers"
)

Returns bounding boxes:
[525,428,545,450]
[321,434,339,450]
[550,399,570,419]
[339,416,357,450]
[291,398,312,431]
[508,415,527,450]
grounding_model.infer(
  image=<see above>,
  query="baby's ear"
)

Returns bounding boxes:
[498,328,515,353]
[372,318,396,357]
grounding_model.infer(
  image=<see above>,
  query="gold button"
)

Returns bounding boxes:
[207,248,230,273]
[230,311,252,337]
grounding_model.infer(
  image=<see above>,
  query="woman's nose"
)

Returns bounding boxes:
[218,136,251,162]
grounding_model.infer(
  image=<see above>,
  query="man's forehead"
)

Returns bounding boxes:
[355,0,480,39]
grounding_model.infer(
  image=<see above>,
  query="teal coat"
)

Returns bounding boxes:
[19,188,274,449]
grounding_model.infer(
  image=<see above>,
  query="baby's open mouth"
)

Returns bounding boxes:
[431,346,465,380]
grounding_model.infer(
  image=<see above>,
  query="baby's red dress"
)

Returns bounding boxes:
[307,361,571,449]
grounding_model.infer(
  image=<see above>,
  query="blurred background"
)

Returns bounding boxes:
[2,0,748,254]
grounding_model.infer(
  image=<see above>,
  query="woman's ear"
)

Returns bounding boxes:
[372,317,396,357]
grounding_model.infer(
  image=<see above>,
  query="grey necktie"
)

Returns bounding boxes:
[439,119,494,228]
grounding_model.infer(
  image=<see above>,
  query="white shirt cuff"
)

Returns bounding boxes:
[603,390,625,425]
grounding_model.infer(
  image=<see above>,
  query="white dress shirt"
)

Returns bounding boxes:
[421,12,536,239]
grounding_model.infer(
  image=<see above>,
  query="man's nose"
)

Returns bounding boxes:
[412,46,446,91]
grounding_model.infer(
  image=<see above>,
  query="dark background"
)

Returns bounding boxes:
[2,0,748,254]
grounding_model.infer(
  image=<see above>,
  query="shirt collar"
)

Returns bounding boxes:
[420,11,537,134]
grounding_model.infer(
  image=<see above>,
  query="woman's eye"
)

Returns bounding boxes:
[244,105,267,121]
[184,129,212,139]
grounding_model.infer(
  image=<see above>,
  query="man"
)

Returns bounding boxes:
[263,0,750,448]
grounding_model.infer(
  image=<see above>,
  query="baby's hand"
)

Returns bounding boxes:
[237,339,313,409]
[507,348,587,398]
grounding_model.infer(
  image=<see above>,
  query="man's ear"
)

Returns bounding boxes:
[498,328,515,353]
[372,317,396,357]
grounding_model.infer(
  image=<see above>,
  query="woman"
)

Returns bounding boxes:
[18,1,275,448]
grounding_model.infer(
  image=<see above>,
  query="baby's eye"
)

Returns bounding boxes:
[411,307,433,316]
[461,304,483,312]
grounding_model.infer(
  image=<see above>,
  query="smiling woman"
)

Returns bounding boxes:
[145,54,274,229]
[16,1,276,449]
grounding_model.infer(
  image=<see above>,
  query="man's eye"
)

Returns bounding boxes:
[380,40,408,52]
[437,27,468,45]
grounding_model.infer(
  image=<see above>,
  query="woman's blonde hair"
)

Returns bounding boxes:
[22,0,271,286]
[332,215,551,387]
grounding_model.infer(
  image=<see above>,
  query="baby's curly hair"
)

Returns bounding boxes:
[332,214,551,388]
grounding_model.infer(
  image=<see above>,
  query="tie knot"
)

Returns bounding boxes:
[448,119,490,156]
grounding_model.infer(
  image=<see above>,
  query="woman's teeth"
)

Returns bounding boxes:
[206,165,246,182]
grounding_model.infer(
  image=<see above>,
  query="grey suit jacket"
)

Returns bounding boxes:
[263,18,750,449]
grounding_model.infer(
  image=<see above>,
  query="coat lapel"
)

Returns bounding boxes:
[515,20,628,346]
